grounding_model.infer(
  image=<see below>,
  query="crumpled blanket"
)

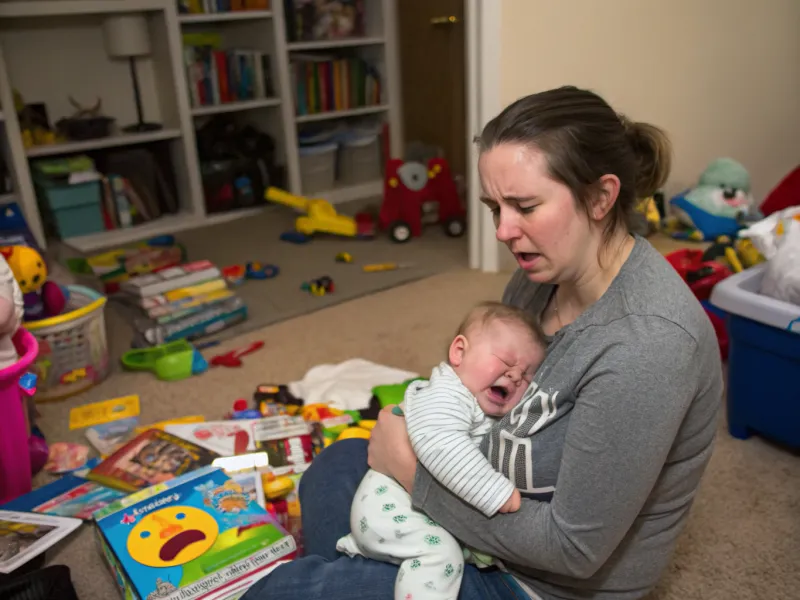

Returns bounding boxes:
[288,358,419,411]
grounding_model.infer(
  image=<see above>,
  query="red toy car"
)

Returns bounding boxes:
[379,157,467,243]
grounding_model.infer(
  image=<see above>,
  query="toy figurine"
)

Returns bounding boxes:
[0,251,24,370]
[665,158,760,241]
[0,245,68,321]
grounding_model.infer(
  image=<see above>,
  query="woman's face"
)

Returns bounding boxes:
[478,143,598,284]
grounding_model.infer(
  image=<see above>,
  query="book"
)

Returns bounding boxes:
[94,466,296,600]
[165,419,260,456]
[120,261,221,298]
[69,395,141,430]
[1,473,126,520]
[85,416,140,456]
[87,429,219,493]
[0,510,82,573]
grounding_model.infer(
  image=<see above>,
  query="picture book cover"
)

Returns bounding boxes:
[0,510,82,574]
[164,419,260,456]
[88,429,220,492]
[95,466,296,600]
[86,416,140,456]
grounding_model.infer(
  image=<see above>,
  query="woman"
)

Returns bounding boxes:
[242,86,723,599]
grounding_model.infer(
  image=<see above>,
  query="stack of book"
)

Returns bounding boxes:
[117,260,248,345]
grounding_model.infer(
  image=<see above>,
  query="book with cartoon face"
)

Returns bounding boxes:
[94,466,296,600]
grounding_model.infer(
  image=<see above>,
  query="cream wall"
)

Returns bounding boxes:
[495,0,800,271]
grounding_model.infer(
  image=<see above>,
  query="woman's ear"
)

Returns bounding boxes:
[448,335,468,367]
[591,174,621,221]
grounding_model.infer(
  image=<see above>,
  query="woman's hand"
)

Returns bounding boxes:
[367,405,417,493]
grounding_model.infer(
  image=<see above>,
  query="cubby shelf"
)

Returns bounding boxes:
[0,0,402,251]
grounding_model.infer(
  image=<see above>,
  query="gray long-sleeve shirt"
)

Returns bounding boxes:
[411,236,723,599]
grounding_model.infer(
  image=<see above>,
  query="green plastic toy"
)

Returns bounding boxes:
[121,340,208,381]
[371,377,426,408]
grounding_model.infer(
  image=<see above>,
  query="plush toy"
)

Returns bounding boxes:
[0,246,68,321]
[666,158,760,241]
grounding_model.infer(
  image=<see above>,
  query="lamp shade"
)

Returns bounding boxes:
[102,14,151,58]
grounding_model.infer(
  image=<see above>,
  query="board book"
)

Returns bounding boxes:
[87,429,219,492]
[94,466,296,600]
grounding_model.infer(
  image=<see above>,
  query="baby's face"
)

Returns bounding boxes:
[450,319,544,417]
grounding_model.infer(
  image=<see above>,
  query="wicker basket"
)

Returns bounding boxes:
[25,285,109,402]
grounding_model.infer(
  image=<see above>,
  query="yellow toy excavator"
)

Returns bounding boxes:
[265,187,373,238]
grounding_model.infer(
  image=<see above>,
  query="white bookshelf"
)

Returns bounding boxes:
[0,0,402,252]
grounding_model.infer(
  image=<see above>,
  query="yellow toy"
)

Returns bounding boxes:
[266,187,363,237]
[635,196,661,235]
[0,245,68,321]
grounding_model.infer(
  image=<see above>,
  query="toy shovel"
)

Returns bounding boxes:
[121,340,208,381]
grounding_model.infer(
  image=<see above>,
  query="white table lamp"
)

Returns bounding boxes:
[102,14,162,133]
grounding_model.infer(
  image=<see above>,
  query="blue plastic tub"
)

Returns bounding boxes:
[36,178,105,239]
[710,264,800,447]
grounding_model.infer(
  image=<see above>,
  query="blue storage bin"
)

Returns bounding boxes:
[35,178,105,239]
[710,264,800,448]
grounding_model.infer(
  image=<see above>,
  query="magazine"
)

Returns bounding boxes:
[0,510,81,573]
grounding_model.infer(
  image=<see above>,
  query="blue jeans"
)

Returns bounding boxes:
[241,439,529,600]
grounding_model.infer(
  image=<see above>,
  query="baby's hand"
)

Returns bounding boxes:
[499,489,521,513]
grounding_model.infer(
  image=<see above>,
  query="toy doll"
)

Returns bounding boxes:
[0,245,67,321]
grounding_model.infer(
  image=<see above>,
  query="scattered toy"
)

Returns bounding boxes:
[335,252,353,263]
[362,262,414,272]
[121,340,208,381]
[44,442,89,474]
[210,340,265,368]
[246,261,279,279]
[222,264,246,286]
[301,276,334,296]
[280,231,312,244]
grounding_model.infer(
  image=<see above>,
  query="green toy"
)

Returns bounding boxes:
[121,340,208,381]
[371,377,427,408]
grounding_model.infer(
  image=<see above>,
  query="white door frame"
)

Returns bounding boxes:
[466,0,502,272]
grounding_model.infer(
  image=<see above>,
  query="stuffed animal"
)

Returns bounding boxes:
[0,246,68,321]
[666,158,760,241]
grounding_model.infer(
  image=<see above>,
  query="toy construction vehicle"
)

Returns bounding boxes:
[265,187,374,238]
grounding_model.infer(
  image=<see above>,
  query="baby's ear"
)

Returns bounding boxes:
[448,335,468,367]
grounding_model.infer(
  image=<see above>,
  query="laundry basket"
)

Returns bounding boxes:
[26,285,109,402]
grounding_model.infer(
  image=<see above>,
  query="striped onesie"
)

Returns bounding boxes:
[336,362,516,600]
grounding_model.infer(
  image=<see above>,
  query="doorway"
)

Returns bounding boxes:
[397,1,466,180]
[395,0,501,272]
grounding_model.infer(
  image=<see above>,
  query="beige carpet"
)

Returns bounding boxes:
[29,268,800,600]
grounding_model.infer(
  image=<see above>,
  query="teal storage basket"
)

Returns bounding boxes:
[35,177,105,239]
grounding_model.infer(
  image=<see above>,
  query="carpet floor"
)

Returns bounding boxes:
[29,265,800,600]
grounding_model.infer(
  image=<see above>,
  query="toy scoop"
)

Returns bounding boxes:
[121,340,208,381]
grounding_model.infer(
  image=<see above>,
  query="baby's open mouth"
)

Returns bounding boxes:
[489,385,509,402]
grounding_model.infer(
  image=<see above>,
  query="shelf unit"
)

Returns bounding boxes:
[0,0,402,252]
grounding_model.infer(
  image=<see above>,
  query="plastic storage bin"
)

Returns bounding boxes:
[35,177,104,239]
[0,329,39,504]
[709,264,800,447]
[26,285,109,402]
[339,133,381,185]
[299,142,337,195]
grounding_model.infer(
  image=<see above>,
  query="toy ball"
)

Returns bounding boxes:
[1,245,47,293]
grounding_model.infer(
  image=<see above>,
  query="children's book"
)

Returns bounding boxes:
[86,416,140,456]
[1,473,126,520]
[94,466,296,600]
[0,510,82,573]
[87,429,219,492]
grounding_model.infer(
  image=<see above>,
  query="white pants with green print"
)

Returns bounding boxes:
[336,469,464,600]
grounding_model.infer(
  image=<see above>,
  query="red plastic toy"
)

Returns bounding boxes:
[211,341,264,368]
[664,249,731,302]
[379,157,466,243]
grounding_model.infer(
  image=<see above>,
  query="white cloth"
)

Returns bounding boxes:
[288,358,418,411]
[0,255,23,370]
[405,363,516,517]
[337,470,465,600]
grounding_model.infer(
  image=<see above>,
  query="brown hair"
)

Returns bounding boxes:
[455,301,546,347]
[475,86,672,244]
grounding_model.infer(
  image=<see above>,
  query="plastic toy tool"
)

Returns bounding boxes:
[121,340,208,381]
